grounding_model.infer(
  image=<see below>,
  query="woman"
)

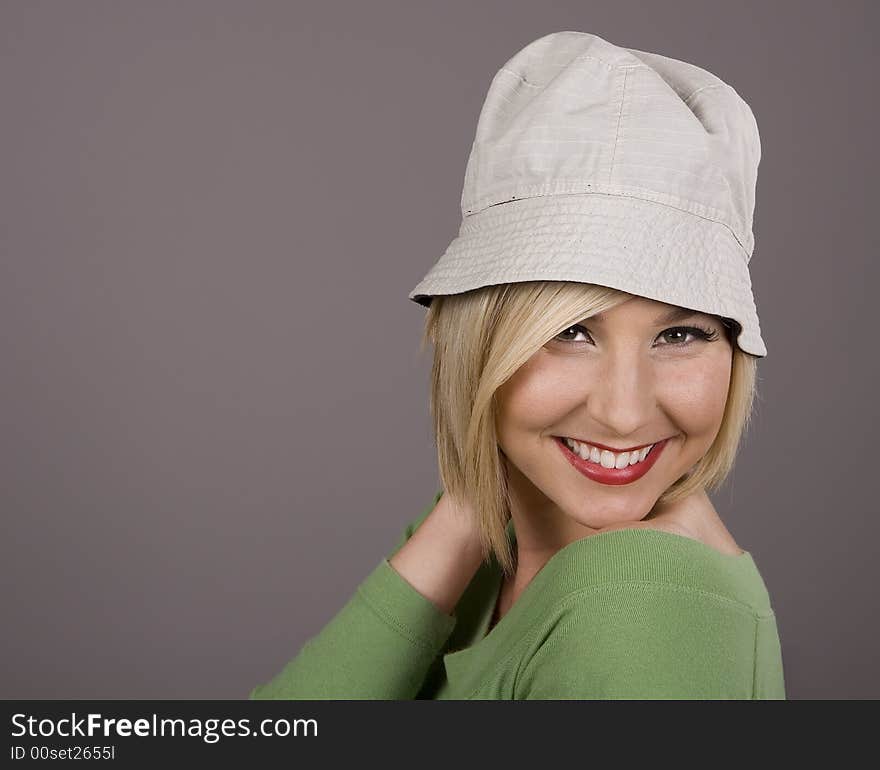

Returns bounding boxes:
[250,31,785,699]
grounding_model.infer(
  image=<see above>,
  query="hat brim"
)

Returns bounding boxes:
[408,193,767,357]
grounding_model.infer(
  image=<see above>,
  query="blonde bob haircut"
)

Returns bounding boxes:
[418,280,760,578]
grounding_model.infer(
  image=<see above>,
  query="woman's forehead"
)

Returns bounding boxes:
[586,297,712,325]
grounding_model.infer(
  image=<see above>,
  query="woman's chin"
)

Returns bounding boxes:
[562,502,655,532]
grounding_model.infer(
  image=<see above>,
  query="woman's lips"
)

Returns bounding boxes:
[555,436,670,486]
[564,437,656,454]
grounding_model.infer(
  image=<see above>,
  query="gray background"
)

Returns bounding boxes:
[2,0,876,700]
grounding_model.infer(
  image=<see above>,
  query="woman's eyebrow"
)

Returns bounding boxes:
[588,307,704,325]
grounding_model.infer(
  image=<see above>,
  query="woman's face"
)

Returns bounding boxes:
[494,295,733,531]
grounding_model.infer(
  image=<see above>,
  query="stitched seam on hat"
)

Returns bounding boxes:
[608,67,629,183]
[683,82,730,106]
[498,55,644,89]
[571,52,645,71]
[462,196,735,230]
[471,191,727,229]
[498,68,542,88]
[462,185,751,257]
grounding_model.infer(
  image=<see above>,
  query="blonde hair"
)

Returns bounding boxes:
[417,281,760,577]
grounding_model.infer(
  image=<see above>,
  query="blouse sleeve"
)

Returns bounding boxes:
[515,583,778,700]
[248,489,452,700]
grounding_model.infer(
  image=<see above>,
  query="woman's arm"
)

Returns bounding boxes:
[249,488,484,700]
[387,488,485,615]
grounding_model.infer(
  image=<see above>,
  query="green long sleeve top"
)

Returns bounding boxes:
[249,489,786,700]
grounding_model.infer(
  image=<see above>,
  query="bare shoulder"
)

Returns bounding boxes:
[655,519,746,557]
[595,494,746,558]
[641,489,746,557]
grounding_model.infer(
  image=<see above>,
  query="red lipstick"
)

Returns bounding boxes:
[555,436,670,486]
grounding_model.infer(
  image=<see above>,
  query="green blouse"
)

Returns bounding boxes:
[250,489,786,699]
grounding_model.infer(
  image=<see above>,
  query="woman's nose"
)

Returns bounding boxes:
[583,357,656,439]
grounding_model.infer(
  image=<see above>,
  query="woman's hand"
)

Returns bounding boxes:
[388,490,486,617]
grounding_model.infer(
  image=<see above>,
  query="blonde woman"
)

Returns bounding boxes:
[250,31,785,699]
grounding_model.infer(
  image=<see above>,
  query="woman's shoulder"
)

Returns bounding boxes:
[532,522,771,619]
[649,519,746,558]
[639,488,747,558]
[588,516,746,559]
[516,577,760,699]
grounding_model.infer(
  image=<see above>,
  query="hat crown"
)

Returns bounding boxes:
[461,31,761,260]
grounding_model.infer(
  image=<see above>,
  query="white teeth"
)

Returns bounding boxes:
[563,437,655,468]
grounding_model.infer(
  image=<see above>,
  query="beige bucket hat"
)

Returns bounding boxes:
[408,30,767,357]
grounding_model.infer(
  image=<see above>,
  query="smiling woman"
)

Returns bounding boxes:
[249,30,785,700]
[248,279,782,700]
[424,281,758,579]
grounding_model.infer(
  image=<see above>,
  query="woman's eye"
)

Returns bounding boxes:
[553,325,592,344]
[550,324,719,347]
[655,326,720,346]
